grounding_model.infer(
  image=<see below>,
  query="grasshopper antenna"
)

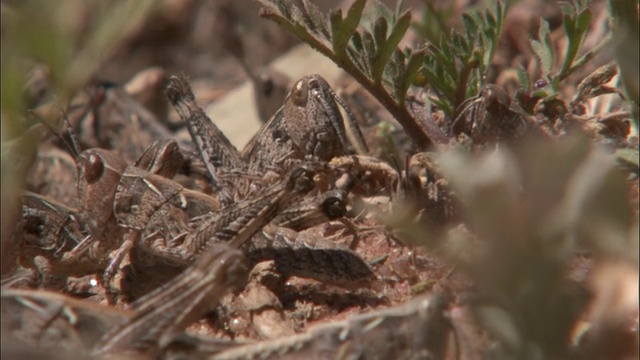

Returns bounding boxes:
[28,108,81,160]
[59,108,82,159]
[329,88,370,155]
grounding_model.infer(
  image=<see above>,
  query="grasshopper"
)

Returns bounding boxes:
[166,75,390,233]
[2,192,90,288]
[138,161,326,265]
[240,74,365,173]
[167,74,369,183]
[25,144,79,208]
[2,147,129,291]
[2,114,135,288]
[93,162,325,355]
[126,179,374,300]
[92,245,247,357]
[451,84,533,145]
[1,287,241,358]
[1,288,132,354]
[2,121,188,291]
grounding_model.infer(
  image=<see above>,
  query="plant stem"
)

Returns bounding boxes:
[261,10,437,150]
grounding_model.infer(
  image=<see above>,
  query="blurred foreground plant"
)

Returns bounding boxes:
[1,0,158,272]
[389,136,637,359]
[385,135,638,358]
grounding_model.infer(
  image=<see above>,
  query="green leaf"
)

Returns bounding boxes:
[560,2,575,17]
[330,9,346,53]
[343,0,367,30]
[495,0,505,27]
[531,19,553,76]
[300,0,326,36]
[517,67,531,90]
[559,8,591,80]
[451,29,469,62]
[563,13,576,38]
[373,16,389,50]
[486,7,497,30]
[462,14,478,41]
[350,30,363,52]
[403,48,425,93]
[330,0,365,55]
[576,8,592,32]
[371,9,411,84]
[347,45,369,75]
[362,29,376,59]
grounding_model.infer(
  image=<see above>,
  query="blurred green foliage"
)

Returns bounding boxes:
[1,0,158,259]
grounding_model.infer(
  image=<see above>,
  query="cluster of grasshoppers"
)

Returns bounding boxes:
[3,71,462,358]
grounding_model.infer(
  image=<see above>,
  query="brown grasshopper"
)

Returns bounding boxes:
[166,74,391,232]
[241,74,364,173]
[124,176,374,300]
[451,84,533,145]
[1,287,241,358]
[25,144,79,208]
[93,162,326,355]
[2,192,90,288]
[1,288,132,355]
[167,74,370,183]
[136,161,327,265]
[92,245,248,357]
[2,148,129,290]
[2,123,189,291]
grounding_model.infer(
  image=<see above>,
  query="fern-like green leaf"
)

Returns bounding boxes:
[330,0,366,56]
[404,49,425,91]
[373,16,388,47]
[559,7,592,79]
[531,19,552,77]
[371,10,411,84]
[462,14,478,42]
[301,0,328,38]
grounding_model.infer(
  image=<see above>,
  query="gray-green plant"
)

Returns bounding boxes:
[446,136,636,359]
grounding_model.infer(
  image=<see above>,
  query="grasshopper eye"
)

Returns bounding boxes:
[84,154,105,184]
[290,79,309,107]
[321,195,346,219]
[289,166,315,192]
